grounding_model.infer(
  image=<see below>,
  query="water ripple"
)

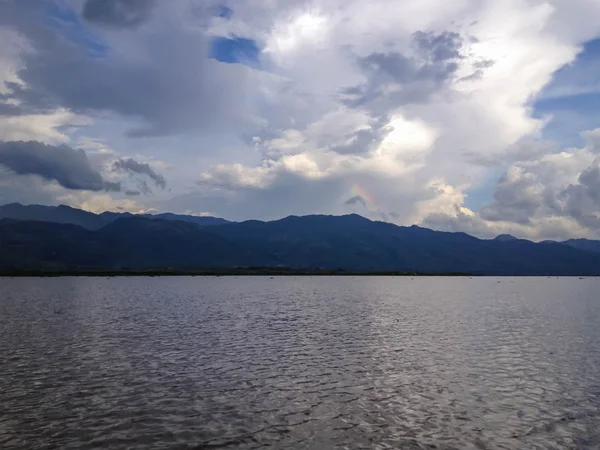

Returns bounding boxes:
[0,276,599,449]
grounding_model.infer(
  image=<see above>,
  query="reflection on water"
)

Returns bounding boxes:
[1,276,599,449]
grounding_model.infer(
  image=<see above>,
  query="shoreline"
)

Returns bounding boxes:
[0,268,474,277]
[1,269,597,277]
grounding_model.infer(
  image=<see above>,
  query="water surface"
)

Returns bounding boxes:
[1,276,599,449]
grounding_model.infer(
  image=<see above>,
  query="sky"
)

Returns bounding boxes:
[1,0,600,241]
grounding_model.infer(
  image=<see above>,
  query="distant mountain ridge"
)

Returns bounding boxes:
[2,203,600,275]
[0,202,230,230]
[561,239,600,254]
[493,234,520,242]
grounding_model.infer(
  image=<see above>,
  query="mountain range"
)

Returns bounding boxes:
[0,202,229,229]
[1,202,600,275]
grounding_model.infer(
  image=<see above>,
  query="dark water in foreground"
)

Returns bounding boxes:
[0,277,599,450]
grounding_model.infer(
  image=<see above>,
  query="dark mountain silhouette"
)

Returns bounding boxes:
[0,219,97,269]
[0,202,229,230]
[0,217,253,270]
[0,203,110,230]
[206,216,600,274]
[494,234,519,242]
[2,204,600,275]
[149,212,229,227]
[561,239,600,254]
[93,217,252,269]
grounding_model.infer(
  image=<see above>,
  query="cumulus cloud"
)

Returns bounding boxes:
[0,140,120,192]
[481,135,600,229]
[186,0,600,230]
[113,158,166,189]
[0,107,91,145]
[343,31,466,112]
[422,130,600,240]
[1,0,600,239]
[1,0,258,136]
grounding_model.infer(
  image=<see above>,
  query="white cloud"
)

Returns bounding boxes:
[190,0,600,232]
[1,0,600,238]
[422,129,600,240]
[0,109,91,144]
[57,192,153,214]
[264,9,330,62]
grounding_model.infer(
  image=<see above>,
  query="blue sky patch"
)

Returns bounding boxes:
[534,93,600,147]
[464,168,504,211]
[45,2,107,57]
[534,38,600,147]
[210,37,260,66]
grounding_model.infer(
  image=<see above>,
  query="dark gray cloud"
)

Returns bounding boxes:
[0,141,120,192]
[422,159,600,239]
[332,128,380,154]
[412,31,463,62]
[113,158,166,189]
[104,180,122,192]
[473,59,495,70]
[344,195,367,207]
[479,170,543,225]
[430,136,600,237]
[82,0,156,28]
[478,155,600,230]
[125,189,141,196]
[343,31,465,111]
[0,82,53,115]
[1,1,253,136]
[329,117,392,155]
[458,59,495,82]
[578,163,600,198]
[0,102,23,117]
[137,180,152,195]
[560,161,600,228]
[464,140,557,167]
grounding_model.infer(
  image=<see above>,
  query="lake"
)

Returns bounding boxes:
[0,276,599,449]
